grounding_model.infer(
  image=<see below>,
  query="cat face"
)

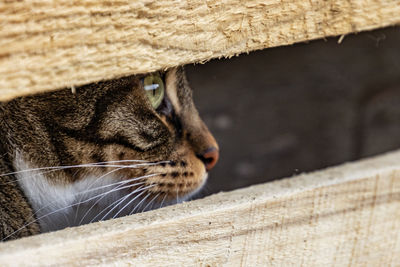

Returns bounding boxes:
[2,67,218,229]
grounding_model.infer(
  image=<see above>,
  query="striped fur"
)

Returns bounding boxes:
[0,67,218,241]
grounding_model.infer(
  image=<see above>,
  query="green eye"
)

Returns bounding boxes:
[143,73,165,109]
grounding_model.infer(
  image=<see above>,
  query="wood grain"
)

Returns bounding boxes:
[1,0,400,101]
[0,150,400,266]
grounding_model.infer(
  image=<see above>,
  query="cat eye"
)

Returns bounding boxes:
[142,72,165,109]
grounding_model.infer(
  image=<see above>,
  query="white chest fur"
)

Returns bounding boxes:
[14,156,127,232]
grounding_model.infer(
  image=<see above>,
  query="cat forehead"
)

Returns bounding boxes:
[8,67,193,122]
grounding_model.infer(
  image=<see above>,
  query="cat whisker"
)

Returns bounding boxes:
[94,184,155,223]
[31,172,159,226]
[128,192,151,216]
[90,187,143,223]
[77,163,165,198]
[70,161,164,219]
[3,165,130,186]
[112,188,153,220]
[141,193,161,213]
[73,165,154,222]
[73,166,130,222]
[51,180,148,219]
[0,161,135,177]
[1,154,169,240]
[0,160,171,185]
[77,172,162,225]
[2,178,153,241]
[159,193,168,210]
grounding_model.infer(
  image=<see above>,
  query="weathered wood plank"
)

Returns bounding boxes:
[1,0,400,101]
[0,150,400,266]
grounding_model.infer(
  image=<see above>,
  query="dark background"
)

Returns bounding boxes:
[185,27,400,195]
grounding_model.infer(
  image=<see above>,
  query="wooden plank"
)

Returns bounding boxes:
[1,0,400,101]
[0,150,400,266]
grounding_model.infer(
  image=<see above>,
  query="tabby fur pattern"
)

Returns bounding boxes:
[0,67,218,241]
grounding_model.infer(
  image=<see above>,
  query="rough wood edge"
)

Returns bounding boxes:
[1,0,400,101]
[0,150,400,266]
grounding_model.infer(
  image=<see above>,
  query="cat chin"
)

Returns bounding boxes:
[141,172,208,211]
[181,172,208,201]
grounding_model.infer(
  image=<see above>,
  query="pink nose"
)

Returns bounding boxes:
[199,147,219,172]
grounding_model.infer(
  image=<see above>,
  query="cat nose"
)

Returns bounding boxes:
[198,147,219,172]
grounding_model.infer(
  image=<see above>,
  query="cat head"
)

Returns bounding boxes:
[3,67,219,207]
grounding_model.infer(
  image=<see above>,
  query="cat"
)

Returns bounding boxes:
[0,67,219,241]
